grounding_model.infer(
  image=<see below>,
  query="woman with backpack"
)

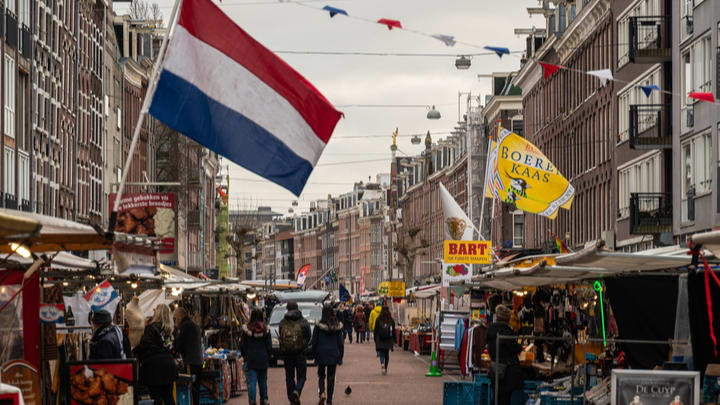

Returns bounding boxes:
[311,304,344,405]
[373,306,396,375]
[240,309,272,405]
[353,305,366,343]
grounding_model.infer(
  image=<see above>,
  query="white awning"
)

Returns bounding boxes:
[473,240,692,290]
[691,230,720,258]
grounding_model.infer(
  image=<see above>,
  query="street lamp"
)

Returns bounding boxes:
[427,105,441,120]
[455,55,471,70]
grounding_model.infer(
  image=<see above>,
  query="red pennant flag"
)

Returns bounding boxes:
[377,18,402,30]
[538,61,561,80]
[689,92,715,103]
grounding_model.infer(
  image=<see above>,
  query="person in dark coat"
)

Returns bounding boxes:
[352,306,366,343]
[173,307,203,405]
[133,304,178,405]
[363,304,372,341]
[339,304,353,344]
[486,304,523,405]
[240,308,272,405]
[278,301,312,405]
[89,310,125,360]
[373,306,396,375]
[311,304,344,405]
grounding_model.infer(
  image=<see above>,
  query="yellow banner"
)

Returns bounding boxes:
[377,281,406,297]
[485,127,574,219]
[377,281,389,296]
[443,240,492,264]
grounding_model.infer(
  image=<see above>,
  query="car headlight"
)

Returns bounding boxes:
[272,337,279,346]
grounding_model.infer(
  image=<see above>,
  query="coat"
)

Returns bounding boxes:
[240,322,271,370]
[133,322,178,386]
[311,321,344,365]
[89,324,125,360]
[353,311,366,333]
[373,318,396,350]
[278,309,312,355]
[342,309,354,330]
[368,306,382,332]
[174,317,204,366]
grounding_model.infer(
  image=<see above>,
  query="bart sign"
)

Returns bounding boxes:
[486,127,574,219]
[444,240,492,264]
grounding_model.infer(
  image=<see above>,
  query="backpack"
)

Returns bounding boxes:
[353,315,363,329]
[280,320,305,353]
[376,321,392,340]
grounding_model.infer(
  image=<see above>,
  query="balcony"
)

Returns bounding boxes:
[187,250,204,271]
[20,199,30,212]
[629,192,672,235]
[629,16,670,63]
[20,24,29,58]
[629,104,671,149]
[3,193,17,210]
[188,209,201,229]
[5,10,17,49]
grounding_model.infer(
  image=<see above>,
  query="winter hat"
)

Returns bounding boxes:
[495,305,512,323]
[92,310,113,326]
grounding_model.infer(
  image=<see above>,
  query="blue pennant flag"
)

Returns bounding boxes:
[322,5,348,18]
[484,46,510,58]
[339,283,350,302]
[639,84,660,98]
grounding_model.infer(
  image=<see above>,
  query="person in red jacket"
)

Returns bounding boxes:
[352,306,366,343]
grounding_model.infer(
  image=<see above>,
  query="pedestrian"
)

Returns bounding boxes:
[363,303,372,341]
[373,306,396,375]
[89,309,125,360]
[342,305,353,344]
[279,301,312,405]
[133,304,178,405]
[241,308,272,405]
[486,304,523,405]
[352,305,366,343]
[173,307,204,405]
[311,304,344,405]
[368,300,382,333]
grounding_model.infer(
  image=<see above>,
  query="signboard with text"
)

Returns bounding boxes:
[378,281,405,297]
[443,240,492,264]
[612,370,700,405]
[1,360,41,405]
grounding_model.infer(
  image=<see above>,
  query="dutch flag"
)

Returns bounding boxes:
[149,0,343,196]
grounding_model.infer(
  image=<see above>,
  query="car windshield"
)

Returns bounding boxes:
[269,305,322,325]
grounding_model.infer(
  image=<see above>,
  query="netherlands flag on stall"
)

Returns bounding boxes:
[149,0,343,196]
[84,280,120,312]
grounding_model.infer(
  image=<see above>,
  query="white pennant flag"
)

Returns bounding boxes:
[431,34,456,47]
[439,182,474,241]
[587,69,613,86]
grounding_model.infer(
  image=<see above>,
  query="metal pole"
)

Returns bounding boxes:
[494,334,500,405]
[478,135,493,239]
[111,0,183,222]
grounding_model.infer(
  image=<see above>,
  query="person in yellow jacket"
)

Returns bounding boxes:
[368,302,383,333]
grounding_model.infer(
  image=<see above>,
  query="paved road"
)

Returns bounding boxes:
[228,337,461,405]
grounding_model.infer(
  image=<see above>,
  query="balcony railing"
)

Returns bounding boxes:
[629,16,670,63]
[20,24,30,58]
[629,104,671,149]
[629,192,672,235]
[20,199,30,212]
[3,193,17,210]
[5,10,17,49]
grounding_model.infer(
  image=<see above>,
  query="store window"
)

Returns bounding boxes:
[512,211,524,248]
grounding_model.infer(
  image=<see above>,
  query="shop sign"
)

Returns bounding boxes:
[1,360,41,405]
[611,370,700,405]
[443,240,492,264]
[377,281,405,297]
[441,262,472,287]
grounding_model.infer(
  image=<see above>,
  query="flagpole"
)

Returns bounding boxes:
[477,134,493,240]
[110,0,184,231]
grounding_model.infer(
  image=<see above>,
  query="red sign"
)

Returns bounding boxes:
[109,193,177,263]
[360,267,366,294]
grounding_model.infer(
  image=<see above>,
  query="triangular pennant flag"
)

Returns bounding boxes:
[431,34,456,47]
[639,84,660,98]
[587,69,613,86]
[484,46,510,58]
[322,5,347,18]
[689,92,715,103]
[439,182,474,241]
[377,18,402,30]
[538,61,561,80]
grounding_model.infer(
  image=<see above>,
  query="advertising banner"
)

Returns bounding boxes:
[441,262,473,287]
[67,360,136,405]
[109,193,177,264]
[612,370,700,405]
[377,281,405,297]
[443,240,492,264]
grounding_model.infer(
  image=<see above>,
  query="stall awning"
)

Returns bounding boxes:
[473,240,693,290]
[691,230,720,258]
[407,284,441,298]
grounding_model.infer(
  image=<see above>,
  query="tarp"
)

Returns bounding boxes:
[138,289,179,317]
[473,240,692,290]
[691,230,720,258]
[407,284,441,299]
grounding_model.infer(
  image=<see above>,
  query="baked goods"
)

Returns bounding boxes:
[70,367,129,405]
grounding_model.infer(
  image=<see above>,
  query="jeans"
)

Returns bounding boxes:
[317,364,337,404]
[356,330,365,343]
[247,368,268,404]
[148,384,175,405]
[377,349,390,368]
[343,327,353,343]
[283,354,307,402]
[189,364,202,405]
[365,322,370,340]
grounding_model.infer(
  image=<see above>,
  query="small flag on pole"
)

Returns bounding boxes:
[538,61,561,80]
[296,264,310,287]
[689,92,715,103]
[149,0,343,196]
[84,280,120,314]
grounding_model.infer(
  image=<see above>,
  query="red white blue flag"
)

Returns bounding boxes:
[84,280,120,313]
[40,304,65,324]
[296,264,310,287]
[149,0,342,196]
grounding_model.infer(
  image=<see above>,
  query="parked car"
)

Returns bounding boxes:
[273,290,330,303]
[268,301,323,366]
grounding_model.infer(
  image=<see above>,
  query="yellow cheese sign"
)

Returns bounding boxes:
[378,281,406,297]
[443,240,492,264]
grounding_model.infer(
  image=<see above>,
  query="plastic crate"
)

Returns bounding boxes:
[540,394,584,405]
[524,380,544,394]
[474,375,493,405]
[444,381,479,405]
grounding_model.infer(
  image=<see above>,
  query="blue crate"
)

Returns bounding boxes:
[524,380,544,394]
[444,381,480,405]
[474,375,493,405]
[540,394,584,405]
[175,384,191,405]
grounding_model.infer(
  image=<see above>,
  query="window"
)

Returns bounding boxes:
[681,36,712,130]
[4,147,15,196]
[617,152,662,218]
[18,153,29,202]
[18,0,30,26]
[617,69,661,142]
[511,117,524,137]
[681,133,712,221]
[617,0,660,68]
[4,56,15,139]
[512,212,524,248]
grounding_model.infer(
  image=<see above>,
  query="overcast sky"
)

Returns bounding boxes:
[116,0,543,215]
